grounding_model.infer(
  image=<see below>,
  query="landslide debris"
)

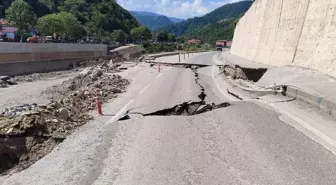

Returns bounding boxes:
[0,63,129,175]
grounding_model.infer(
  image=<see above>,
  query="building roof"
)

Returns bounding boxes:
[0,27,16,33]
[0,19,13,26]
[188,39,201,44]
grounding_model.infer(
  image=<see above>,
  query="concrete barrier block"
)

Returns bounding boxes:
[286,86,336,118]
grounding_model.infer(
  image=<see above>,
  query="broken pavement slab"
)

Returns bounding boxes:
[223,53,273,69]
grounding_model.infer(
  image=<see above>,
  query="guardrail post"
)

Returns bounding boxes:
[179,52,181,62]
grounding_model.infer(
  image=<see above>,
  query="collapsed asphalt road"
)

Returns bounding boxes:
[123,66,231,118]
[2,53,336,185]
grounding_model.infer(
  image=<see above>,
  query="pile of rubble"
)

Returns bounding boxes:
[109,45,144,60]
[0,66,130,174]
[13,71,74,83]
[1,70,129,137]
[0,101,82,139]
[45,66,128,97]
[0,76,17,88]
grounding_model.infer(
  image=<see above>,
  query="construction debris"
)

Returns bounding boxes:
[12,71,74,83]
[0,76,17,88]
[0,63,130,175]
[0,101,81,139]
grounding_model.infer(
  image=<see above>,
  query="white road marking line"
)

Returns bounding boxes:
[167,66,172,70]
[110,99,134,122]
[211,66,237,101]
[156,73,163,79]
[139,84,150,94]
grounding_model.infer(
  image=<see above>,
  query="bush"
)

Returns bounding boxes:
[142,42,176,54]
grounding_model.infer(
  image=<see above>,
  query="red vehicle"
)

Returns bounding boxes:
[216,40,232,51]
[27,36,40,43]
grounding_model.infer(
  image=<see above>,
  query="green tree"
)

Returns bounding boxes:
[157,29,168,42]
[176,36,185,43]
[112,29,127,43]
[168,33,176,42]
[37,12,83,39]
[5,0,36,42]
[37,13,64,37]
[39,0,56,11]
[101,32,114,44]
[131,26,152,41]
[58,0,88,24]
[58,12,83,38]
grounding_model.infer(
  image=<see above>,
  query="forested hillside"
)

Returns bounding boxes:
[130,11,173,30]
[157,1,253,36]
[168,16,184,23]
[0,0,139,41]
[184,18,239,44]
[130,11,185,31]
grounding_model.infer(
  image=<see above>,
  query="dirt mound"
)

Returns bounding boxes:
[109,45,144,59]
[45,68,128,98]
[0,102,76,174]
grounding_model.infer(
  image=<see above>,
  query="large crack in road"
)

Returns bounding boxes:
[120,66,231,120]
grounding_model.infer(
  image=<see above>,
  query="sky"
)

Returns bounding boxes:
[118,0,243,19]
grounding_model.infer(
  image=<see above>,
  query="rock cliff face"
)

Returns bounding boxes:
[231,0,336,78]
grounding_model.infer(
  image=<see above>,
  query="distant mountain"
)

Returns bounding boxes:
[130,11,185,30]
[168,17,184,23]
[157,1,253,36]
[131,11,160,17]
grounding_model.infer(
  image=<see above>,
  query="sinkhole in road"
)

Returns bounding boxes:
[142,101,231,116]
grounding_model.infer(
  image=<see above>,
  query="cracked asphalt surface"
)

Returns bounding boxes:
[1,53,336,185]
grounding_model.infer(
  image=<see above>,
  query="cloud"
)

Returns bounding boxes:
[118,0,245,19]
[161,0,170,5]
[162,0,209,18]
[197,7,209,14]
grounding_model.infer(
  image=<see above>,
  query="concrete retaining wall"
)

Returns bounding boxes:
[0,58,83,76]
[0,43,106,63]
[231,0,336,78]
[0,43,107,76]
